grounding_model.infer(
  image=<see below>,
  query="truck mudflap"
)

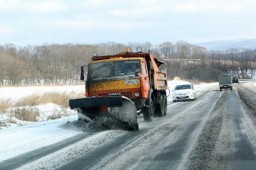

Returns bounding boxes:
[69,96,138,130]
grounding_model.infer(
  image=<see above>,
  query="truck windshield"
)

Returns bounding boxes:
[88,60,141,80]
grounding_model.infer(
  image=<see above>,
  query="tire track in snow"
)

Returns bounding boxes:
[57,93,216,170]
[18,130,126,170]
[7,89,218,170]
[91,91,221,170]
[179,91,226,170]
[0,133,90,170]
[181,88,256,170]
[227,89,256,170]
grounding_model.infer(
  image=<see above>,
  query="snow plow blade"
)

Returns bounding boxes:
[69,96,138,130]
[69,96,123,109]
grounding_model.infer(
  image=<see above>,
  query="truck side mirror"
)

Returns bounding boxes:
[80,66,84,81]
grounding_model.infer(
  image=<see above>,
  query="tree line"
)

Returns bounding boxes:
[0,41,255,86]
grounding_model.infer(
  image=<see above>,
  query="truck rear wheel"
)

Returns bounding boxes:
[155,94,166,117]
[143,96,154,122]
[163,94,167,116]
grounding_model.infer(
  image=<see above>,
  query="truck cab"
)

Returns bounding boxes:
[70,50,168,130]
[84,57,150,111]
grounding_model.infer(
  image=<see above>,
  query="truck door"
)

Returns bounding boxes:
[140,60,150,98]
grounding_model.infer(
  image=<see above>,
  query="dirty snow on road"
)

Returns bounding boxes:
[0,116,82,162]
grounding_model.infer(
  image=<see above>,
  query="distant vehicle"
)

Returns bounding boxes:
[219,75,232,91]
[173,83,197,102]
[232,76,239,83]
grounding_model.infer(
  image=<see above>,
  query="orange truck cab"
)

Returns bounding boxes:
[69,51,168,130]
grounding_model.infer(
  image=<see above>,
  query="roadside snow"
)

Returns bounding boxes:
[0,115,82,162]
[19,130,125,170]
[242,81,256,92]
[0,85,84,128]
[0,85,84,102]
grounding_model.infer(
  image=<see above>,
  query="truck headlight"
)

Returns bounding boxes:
[135,92,140,97]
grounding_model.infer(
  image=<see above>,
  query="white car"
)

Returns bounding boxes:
[173,83,197,102]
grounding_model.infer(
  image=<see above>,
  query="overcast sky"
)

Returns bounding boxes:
[0,0,256,46]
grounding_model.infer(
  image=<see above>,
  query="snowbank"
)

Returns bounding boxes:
[0,85,84,102]
[0,85,84,128]
[0,115,82,162]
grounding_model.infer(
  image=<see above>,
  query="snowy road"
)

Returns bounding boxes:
[1,82,256,170]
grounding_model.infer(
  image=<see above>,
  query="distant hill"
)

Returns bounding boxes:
[197,39,256,51]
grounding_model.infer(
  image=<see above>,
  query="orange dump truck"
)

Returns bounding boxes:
[69,50,168,130]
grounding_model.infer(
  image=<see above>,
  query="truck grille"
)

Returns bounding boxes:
[98,92,132,98]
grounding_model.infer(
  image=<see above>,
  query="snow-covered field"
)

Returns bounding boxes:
[0,85,84,102]
[241,81,256,92]
[0,85,84,128]
[0,80,232,163]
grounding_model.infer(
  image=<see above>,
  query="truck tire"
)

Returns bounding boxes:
[155,94,167,117]
[164,94,167,116]
[143,95,154,122]
[155,93,164,117]
[163,94,167,116]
